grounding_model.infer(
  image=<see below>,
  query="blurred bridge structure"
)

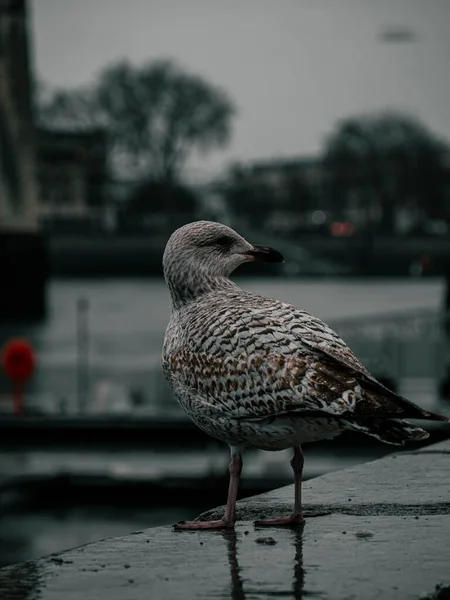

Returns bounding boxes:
[0,0,39,231]
[0,0,47,321]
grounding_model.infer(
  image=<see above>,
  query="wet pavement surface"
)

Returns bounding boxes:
[1,440,449,600]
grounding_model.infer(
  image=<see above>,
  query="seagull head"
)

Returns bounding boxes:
[163,221,284,280]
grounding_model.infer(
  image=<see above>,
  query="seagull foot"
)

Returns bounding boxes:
[254,514,304,527]
[173,519,234,531]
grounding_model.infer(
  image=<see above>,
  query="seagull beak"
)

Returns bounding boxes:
[244,245,285,263]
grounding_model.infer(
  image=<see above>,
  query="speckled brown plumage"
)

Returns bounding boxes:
[161,221,450,530]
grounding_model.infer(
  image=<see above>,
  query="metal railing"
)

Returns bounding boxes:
[330,308,447,380]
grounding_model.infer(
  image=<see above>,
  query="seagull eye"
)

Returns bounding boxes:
[216,235,232,248]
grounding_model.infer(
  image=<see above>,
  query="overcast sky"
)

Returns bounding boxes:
[30,0,450,178]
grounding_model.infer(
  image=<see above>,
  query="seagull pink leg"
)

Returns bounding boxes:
[174,447,242,531]
[254,446,305,527]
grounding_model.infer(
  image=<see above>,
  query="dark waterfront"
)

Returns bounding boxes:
[1,276,450,567]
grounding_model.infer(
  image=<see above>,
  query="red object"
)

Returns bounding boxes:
[330,221,355,237]
[1,339,36,415]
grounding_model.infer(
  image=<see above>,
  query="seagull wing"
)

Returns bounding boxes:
[286,305,448,421]
[165,295,448,423]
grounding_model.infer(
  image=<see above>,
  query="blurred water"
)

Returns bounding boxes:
[34,276,445,346]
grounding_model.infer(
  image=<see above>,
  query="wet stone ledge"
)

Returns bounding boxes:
[1,440,450,600]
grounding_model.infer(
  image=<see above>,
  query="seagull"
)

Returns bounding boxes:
[162,221,449,530]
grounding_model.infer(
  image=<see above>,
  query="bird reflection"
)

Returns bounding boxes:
[0,561,41,600]
[222,530,246,600]
[291,527,306,599]
[222,525,306,600]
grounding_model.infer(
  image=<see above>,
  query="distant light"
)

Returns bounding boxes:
[311,210,327,226]
[331,222,355,237]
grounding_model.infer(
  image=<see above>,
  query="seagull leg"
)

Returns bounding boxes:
[174,446,242,531]
[254,445,305,527]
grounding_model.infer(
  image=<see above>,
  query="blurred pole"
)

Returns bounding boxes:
[77,297,90,413]
[13,381,24,415]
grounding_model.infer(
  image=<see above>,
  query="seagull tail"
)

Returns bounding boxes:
[343,418,430,446]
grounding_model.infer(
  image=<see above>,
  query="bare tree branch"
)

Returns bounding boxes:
[36,59,236,182]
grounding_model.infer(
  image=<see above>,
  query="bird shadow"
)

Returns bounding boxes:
[221,526,307,599]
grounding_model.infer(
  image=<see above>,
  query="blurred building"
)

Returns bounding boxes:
[0,0,47,321]
[247,156,325,197]
[117,178,201,235]
[37,128,108,233]
[222,150,450,238]
[0,0,38,230]
[221,156,331,236]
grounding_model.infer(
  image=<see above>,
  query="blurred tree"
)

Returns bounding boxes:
[224,164,318,232]
[323,112,448,233]
[37,59,236,182]
[122,179,199,232]
[284,172,315,214]
[224,165,276,228]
